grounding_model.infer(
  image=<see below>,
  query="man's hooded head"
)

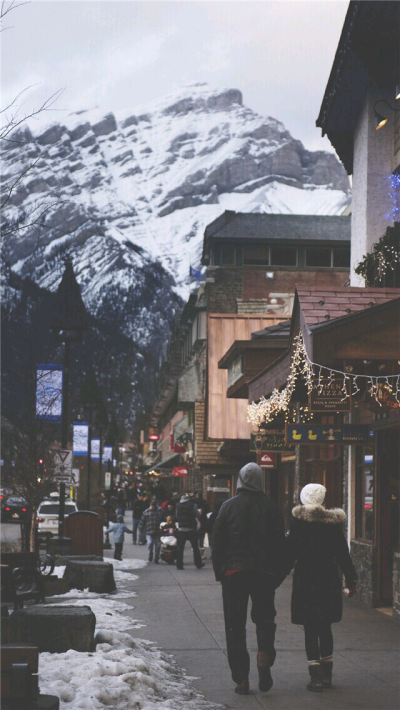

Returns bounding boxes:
[237,462,264,492]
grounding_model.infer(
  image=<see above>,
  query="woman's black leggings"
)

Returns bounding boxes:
[303,621,333,661]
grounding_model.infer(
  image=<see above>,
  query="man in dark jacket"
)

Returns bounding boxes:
[132,495,148,544]
[212,462,286,696]
[139,498,164,563]
[175,493,205,570]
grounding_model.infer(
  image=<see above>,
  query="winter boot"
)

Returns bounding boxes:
[234,679,250,695]
[307,663,324,692]
[257,652,273,692]
[320,657,333,688]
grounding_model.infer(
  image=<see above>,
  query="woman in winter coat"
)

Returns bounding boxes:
[286,483,357,692]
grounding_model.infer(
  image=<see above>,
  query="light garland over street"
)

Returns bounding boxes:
[247,333,400,427]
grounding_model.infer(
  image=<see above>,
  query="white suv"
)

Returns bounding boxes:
[37,500,78,535]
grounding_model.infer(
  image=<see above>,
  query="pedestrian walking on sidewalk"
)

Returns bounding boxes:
[175,493,205,570]
[139,498,164,563]
[212,463,287,696]
[286,483,357,692]
[105,515,133,560]
[132,495,148,544]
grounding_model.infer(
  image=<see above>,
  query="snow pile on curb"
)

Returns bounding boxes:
[40,630,218,709]
[40,559,220,709]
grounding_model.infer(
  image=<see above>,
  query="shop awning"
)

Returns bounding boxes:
[144,453,183,475]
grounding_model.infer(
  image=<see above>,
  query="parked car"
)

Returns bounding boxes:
[1,496,30,522]
[37,500,78,535]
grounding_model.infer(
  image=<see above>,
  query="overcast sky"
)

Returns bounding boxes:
[3,0,349,152]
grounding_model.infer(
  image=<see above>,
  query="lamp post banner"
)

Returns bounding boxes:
[91,438,100,460]
[35,365,63,422]
[102,446,113,465]
[73,423,89,455]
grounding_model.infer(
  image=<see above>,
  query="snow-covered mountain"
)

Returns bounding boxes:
[1,83,351,431]
[2,83,350,317]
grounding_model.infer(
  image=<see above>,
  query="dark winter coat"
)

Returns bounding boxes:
[133,498,148,519]
[212,490,287,583]
[287,505,357,625]
[176,498,198,530]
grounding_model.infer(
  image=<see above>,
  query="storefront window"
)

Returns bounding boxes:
[356,446,374,541]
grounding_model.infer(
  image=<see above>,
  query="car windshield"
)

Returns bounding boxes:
[39,504,76,515]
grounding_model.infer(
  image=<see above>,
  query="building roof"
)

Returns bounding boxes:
[298,287,400,326]
[316,1,399,173]
[202,212,351,262]
[251,320,292,340]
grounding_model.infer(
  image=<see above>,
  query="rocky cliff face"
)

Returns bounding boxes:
[1,83,350,430]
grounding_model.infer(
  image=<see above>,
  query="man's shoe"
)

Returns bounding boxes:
[307,664,324,692]
[154,559,159,564]
[197,563,205,569]
[148,556,153,562]
[234,679,249,695]
[176,566,184,570]
[257,652,273,692]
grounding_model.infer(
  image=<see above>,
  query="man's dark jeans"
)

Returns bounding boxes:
[177,530,203,568]
[221,570,276,684]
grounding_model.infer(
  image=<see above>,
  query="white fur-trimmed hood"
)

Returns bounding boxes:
[292,504,346,524]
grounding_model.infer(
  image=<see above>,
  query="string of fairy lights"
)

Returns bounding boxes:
[247,332,400,427]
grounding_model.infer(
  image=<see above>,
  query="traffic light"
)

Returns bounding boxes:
[38,458,44,465]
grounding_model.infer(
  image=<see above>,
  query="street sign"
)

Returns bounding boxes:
[71,468,80,487]
[250,432,294,453]
[53,449,72,483]
[256,452,277,468]
[285,424,370,445]
[309,378,351,412]
[105,472,111,490]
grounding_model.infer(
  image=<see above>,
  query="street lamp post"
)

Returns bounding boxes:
[51,257,87,536]
[80,369,102,510]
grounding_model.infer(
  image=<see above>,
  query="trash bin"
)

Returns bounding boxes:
[48,537,72,558]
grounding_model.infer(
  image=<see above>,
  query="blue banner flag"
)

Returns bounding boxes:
[35,365,63,422]
[73,423,89,455]
[91,439,100,461]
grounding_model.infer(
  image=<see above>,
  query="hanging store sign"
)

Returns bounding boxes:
[35,365,63,422]
[73,423,89,456]
[368,383,400,410]
[256,452,278,468]
[173,466,188,477]
[285,424,369,445]
[309,377,351,412]
[250,432,294,453]
[91,439,100,461]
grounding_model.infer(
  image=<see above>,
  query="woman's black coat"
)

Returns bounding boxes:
[286,505,357,625]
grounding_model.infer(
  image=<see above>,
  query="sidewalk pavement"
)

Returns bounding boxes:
[105,529,400,710]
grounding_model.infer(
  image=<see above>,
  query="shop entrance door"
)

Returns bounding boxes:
[304,445,343,510]
[377,427,400,605]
